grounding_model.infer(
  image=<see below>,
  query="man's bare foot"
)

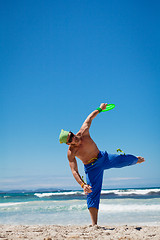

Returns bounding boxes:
[137,156,145,164]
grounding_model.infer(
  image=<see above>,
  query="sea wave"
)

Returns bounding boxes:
[1,201,160,214]
[100,204,160,212]
[0,202,29,207]
[34,188,160,198]
[101,188,160,196]
[34,191,84,198]
[1,188,160,201]
[0,201,87,212]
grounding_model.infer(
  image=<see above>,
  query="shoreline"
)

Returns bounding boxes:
[1,224,160,240]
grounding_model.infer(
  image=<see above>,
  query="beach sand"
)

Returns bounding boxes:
[0,225,160,240]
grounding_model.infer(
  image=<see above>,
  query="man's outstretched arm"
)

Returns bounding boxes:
[67,149,92,195]
[80,103,107,132]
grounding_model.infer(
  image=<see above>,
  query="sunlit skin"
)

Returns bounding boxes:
[67,103,145,225]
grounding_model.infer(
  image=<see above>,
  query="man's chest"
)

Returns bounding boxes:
[73,140,94,157]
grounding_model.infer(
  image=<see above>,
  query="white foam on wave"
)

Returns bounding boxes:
[4,196,11,198]
[34,191,84,198]
[43,204,87,212]
[0,202,29,207]
[99,203,160,212]
[35,188,160,198]
[101,188,160,196]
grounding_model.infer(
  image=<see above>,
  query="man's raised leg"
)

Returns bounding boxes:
[105,153,144,169]
[89,207,98,226]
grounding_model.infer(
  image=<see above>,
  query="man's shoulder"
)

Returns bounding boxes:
[67,146,77,161]
[68,145,76,154]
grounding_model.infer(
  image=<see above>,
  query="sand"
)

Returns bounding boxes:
[0,224,160,240]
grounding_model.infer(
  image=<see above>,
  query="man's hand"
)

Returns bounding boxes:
[83,184,92,195]
[100,103,108,111]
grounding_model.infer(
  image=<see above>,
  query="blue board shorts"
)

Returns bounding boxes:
[84,151,138,210]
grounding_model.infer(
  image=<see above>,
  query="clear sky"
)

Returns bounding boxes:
[1,0,160,191]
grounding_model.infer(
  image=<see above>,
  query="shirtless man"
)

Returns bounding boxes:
[59,103,145,226]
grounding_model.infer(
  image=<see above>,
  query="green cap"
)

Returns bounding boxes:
[59,129,70,144]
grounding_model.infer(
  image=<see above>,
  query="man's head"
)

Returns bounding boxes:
[59,129,70,144]
[59,129,80,145]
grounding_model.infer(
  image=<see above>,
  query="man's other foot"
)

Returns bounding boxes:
[137,156,145,164]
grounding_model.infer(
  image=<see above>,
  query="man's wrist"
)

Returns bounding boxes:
[96,107,102,113]
[81,182,85,188]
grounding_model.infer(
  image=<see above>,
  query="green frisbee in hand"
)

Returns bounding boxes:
[102,104,115,112]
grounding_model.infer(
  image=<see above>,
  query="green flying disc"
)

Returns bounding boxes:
[102,104,115,112]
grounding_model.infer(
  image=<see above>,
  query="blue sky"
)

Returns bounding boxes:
[1,0,160,190]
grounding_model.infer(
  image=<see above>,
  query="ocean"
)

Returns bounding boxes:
[0,188,160,226]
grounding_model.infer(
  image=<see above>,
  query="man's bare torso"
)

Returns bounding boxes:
[68,133,99,165]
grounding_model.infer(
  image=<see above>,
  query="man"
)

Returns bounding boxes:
[59,103,145,226]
